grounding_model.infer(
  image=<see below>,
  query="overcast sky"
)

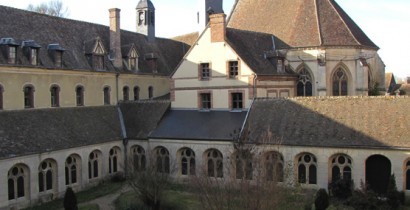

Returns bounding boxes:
[0,0,408,79]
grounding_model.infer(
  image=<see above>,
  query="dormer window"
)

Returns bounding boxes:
[86,38,106,71]
[47,44,65,68]
[30,48,38,65]
[8,46,16,64]
[0,38,20,64]
[94,55,104,70]
[22,40,41,66]
[127,47,139,71]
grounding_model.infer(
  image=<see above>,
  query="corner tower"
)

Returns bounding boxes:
[197,0,223,33]
[136,0,155,42]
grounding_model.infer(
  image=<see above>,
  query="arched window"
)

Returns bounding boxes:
[123,86,129,101]
[133,86,140,101]
[109,147,120,174]
[23,85,34,108]
[0,85,3,110]
[65,155,80,186]
[8,164,29,200]
[131,145,146,172]
[88,150,101,179]
[264,151,284,182]
[76,86,84,106]
[235,152,253,180]
[103,86,110,105]
[148,86,153,99]
[205,149,223,178]
[297,68,313,97]
[332,68,348,96]
[50,85,60,107]
[297,153,317,184]
[154,147,170,173]
[330,154,352,182]
[179,148,195,176]
[406,160,410,190]
[38,159,56,192]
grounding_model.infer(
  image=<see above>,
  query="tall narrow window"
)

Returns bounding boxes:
[206,149,223,178]
[30,48,38,65]
[231,92,243,109]
[200,93,211,110]
[24,85,34,108]
[228,61,239,78]
[0,85,3,110]
[297,68,313,97]
[38,159,56,192]
[333,68,348,96]
[235,152,253,180]
[265,152,284,182]
[65,155,80,186]
[133,86,140,100]
[297,153,317,184]
[180,148,195,176]
[8,164,28,200]
[76,86,84,106]
[109,147,120,174]
[8,46,17,64]
[123,86,129,101]
[103,86,110,105]
[131,145,146,172]
[200,63,210,80]
[148,86,153,99]
[88,151,100,179]
[330,154,352,182]
[155,147,170,173]
[50,85,60,107]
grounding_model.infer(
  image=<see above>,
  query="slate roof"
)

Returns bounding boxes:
[227,0,378,49]
[245,97,410,149]
[0,5,188,75]
[149,110,248,141]
[0,106,122,160]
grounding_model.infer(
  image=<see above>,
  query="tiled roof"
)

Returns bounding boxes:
[0,5,188,75]
[227,0,378,49]
[399,84,410,96]
[245,97,410,149]
[172,32,199,46]
[0,106,122,160]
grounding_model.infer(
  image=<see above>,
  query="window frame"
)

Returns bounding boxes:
[199,92,212,110]
[148,86,154,99]
[8,46,17,64]
[103,86,111,105]
[76,86,84,106]
[133,86,140,101]
[230,91,244,110]
[30,48,39,66]
[23,85,35,109]
[123,86,129,101]
[199,62,211,80]
[50,85,60,107]
[227,60,240,79]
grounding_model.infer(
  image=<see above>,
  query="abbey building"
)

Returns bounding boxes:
[0,0,408,209]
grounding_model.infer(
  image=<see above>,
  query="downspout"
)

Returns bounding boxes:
[239,97,255,139]
[253,73,258,99]
[117,106,128,177]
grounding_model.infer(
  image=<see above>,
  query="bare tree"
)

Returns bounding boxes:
[27,0,69,17]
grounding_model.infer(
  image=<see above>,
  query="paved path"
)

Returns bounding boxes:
[81,185,130,210]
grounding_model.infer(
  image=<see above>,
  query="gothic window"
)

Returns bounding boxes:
[8,46,17,64]
[200,93,211,110]
[265,152,284,182]
[103,86,110,105]
[199,63,211,80]
[206,149,223,178]
[109,147,120,174]
[154,147,170,173]
[148,86,154,99]
[297,153,317,184]
[228,61,239,78]
[38,159,56,192]
[50,85,60,107]
[332,68,348,96]
[235,152,253,180]
[8,164,29,200]
[180,148,195,176]
[131,145,146,172]
[231,92,243,109]
[405,161,410,190]
[76,85,84,106]
[133,86,140,100]
[0,85,3,110]
[297,68,313,97]
[65,155,80,186]
[88,150,101,179]
[330,154,352,182]
[123,86,129,101]
[23,85,34,108]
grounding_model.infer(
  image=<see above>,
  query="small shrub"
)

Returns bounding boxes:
[386,174,401,209]
[315,189,329,210]
[329,178,353,199]
[63,187,78,210]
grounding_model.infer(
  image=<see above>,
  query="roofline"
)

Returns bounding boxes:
[314,0,323,46]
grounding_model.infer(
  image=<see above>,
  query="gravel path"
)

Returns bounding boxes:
[81,185,130,210]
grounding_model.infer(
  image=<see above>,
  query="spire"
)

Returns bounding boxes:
[136,0,155,42]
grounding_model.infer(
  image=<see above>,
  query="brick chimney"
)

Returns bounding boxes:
[109,8,122,69]
[209,13,226,43]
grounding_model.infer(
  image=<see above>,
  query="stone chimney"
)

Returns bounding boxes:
[209,13,226,43]
[109,8,122,69]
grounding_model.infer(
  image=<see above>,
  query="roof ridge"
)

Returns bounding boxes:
[314,0,323,46]
[255,95,409,101]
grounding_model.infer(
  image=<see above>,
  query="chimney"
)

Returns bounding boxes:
[109,8,122,69]
[209,13,226,43]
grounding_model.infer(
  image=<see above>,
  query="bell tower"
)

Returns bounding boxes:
[136,0,155,42]
[197,0,223,33]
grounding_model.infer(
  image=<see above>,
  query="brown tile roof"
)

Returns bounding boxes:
[227,0,378,49]
[0,5,189,75]
[399,84,410,96]
[172,32,199,46]
[246,97,410,149]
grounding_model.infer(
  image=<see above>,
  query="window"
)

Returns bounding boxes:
[133,86,140,100]
[50,85,60,107]
[109,147,120,174]
[123,86,129,101]
[131,145,146,172]
[231,92,243,109]
[76,86,84,106]
[129,57,138,70]
[297,68,313,97]
[8,164,28,200]
[228,61,239,78]
[47,44,65,67]
[265,152,284,182]
[55,51,63,67]
[199,63,211,80]
[0,85,3,110]
[154,147,170,173]
[206,149,223,178]
[24,85,34,108]
[406,161,410,190]
[65,155,80,186]
[297,153,317,184]
[88,150,101,179]
[94,55,104,70]
[235,152,253,180]
[30,48,38,65]
[180,148,195,176]
[8,46,17,64]
[332,68,348,96]
[103,86,110,105]
[330,154,352,182]
[148,86,153,99]
[200,93,211,110]
[38,159,56,192]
